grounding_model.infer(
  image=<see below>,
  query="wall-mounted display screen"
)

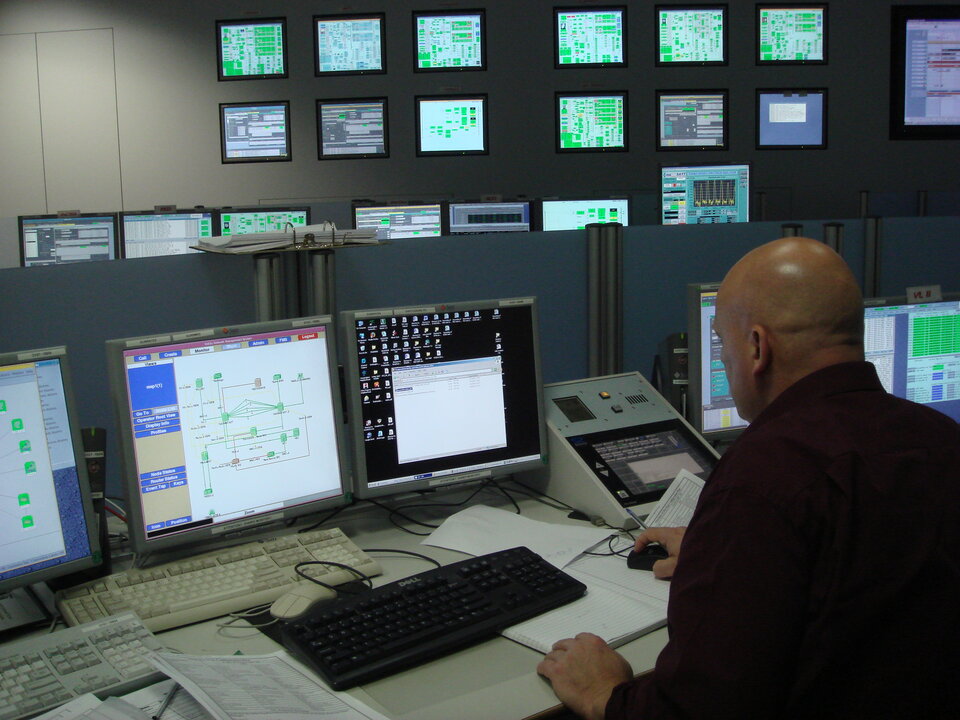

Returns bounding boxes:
[121,210,216,258]
[554,6,627,67]
[19,214,119,267]
[661,163,750,224]
[656,5,728,65]
[315,14,385,75]
[556,92,627,152]
[216,18,287,80]
[413,10,485,71]
[541,198,629,231]
[219,207,310,236]
[220,102,291,163]
[757,88,827,148]
[416,95,488,155]
[318,98,388,159]
[354,204,443,240]
[448,201,531,234]
[657,90,728,149]
[757,5,827,64]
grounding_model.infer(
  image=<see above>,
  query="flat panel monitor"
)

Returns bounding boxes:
[541,198,629,231]
[656,5,728,65]
[686,283,749,443]
[19,213,119,267]
[341,297,546,499]
[661,163,750,224]
[354,203,443,240]
[314,13,386,75]
[107,317,349,556]
[890,5,960,140]
[756,4,827,64]
[554,6,627,67]
[413,10,486,71]
[416,95,488,156]
[657,90,728,149]
[447,201,531,234]
[757,88,827,148]
[219,207,311,236]
[317,98,388,159]
[220,101,291,163]
[216,18,288,80]
[0,346,100,593]
[556,91,628,152]
[863,296,960,422]
[121,210,216,258]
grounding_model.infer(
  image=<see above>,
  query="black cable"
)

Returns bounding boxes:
[298,503,350,533]
[361,548,443,569]
[294,560,373,594]
[364,497,442,531]
[488,479,522,514]
[502,477,577,513]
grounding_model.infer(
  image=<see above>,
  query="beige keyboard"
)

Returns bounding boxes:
[55,527,382,632]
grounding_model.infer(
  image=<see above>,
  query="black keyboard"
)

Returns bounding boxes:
[279,546,587,689]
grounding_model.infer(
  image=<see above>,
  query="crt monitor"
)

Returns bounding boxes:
[353,203,443,240]
[107,317,349,556]
[121,210,217,258]
[19,213,119,267]
[661,163,750,224]
[540,198,629,231]
[341,297,546,499]
[447,201,531,234]
[863,296,960,423]
[0,346,101,593]
[220,207,311,236]
[686,282,749,443]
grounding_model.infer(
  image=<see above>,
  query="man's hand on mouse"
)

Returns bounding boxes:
[635,527,686,579]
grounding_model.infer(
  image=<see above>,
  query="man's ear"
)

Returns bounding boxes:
[750,325,771,376]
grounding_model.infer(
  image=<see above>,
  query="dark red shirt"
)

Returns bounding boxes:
[607,362,960,719]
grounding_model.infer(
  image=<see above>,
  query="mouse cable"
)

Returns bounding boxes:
[294,560,374,594]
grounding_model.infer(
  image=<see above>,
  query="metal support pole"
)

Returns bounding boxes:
[587,224,603,377]
[600,223,623,376]
[859,191,870,219]
[308,249,336,317]
[823,222,844,255]
[863,217,881,298]
[781,223,804,237]
[917,190,928,217]
[254,253,282,321]
[755,191,766,222]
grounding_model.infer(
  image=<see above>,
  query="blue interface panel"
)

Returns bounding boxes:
[661,164,749,224]
[757,90,826,148]
[695,289,748,434]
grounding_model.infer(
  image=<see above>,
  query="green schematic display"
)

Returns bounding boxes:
[417,96,487,154]
[758,6,826,62]
[217,18,287,79]
[555,7,626,66]
[220,209,309,236]
[557,93,626,151]
[415,11,484,69]
[657,6,726,64]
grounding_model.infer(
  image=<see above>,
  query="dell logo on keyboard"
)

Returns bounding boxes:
[398,577,422,588]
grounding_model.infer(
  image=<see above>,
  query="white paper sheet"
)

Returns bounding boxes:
[643,468,705,529]
[33,694,152,720]
[124,679,214,720]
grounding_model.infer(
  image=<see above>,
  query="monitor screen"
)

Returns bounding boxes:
[342,297,546,499]
[19,213,119,267]
[657,90,728,149]
[219,207,311,236]
[416,95,488,155]
[317,98,388,159]
[661,163,750,224]
[864,297,960,423]
[757,88,827,148]
[686,283,749,441]
[220,102,291,163]
[413,10,486,71]
[448,201,531,234]
[354,204,443,240]
[121,210,216,258]
[656,5,728,65]
[756,4,827,64]
[216,18,288,80]
[107,317,349,555]
[0,347,100,593]
[541,198,629,231]
[556,92,628,152]
[554,6,627,67]
[890,6,960,140]
[314,14,385,75]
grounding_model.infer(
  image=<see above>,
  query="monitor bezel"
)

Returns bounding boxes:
[655,88,729,151]
[218,206,313,236]
[119,208,219,259]
[412,9,487,72]
[445,200,533,235]
[555,90,629,153]
[313,13,387,76]
[539,197,630,231]
[755,87,828,150]
[655,4,730,67]
[755,3,828,66]
[659,161,752,225]
[316,97,390,160]
[415,94,490,157]
[219,100,292,164]
[215,17,289,82]
[553,5,629,69]
[18,212,120,268]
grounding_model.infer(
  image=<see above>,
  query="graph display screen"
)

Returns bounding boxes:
[315,14,385,74]
[318,98,388,159]
[657,91,727,149]
[864,298,960,422]
[757,5,827,63]
[555,7,626,67]
[220,102,291,163]
[661,164,750,224]
[121,211,215,258]
[541,198,628,231]
[217,18,287,80]
[354,204,443,240]
[416,95,488,155]
[414,11,485,70]
[220,208,310,236]
[757,89,826,148]
[448,202,531,234]
[556,92,627,151]
[656,5,727,64]
[19,214,118,267]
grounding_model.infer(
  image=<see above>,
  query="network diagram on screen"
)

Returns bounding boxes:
[758,7,825,62]
[657,8,725,63]
[541,199,628,231]
[903,18,960,126]
[415,13,483,69]
[556,8,625,65]
[220,209,308,236]
[558,94,625,150]
[219,20,285,77]
[418,98,485,153]
[316,16,383,73]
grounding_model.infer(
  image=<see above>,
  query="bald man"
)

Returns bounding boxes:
[538,238,960,719]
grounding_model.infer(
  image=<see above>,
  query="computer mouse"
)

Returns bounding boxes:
[626,544,669,571]
[269,582,337,621]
